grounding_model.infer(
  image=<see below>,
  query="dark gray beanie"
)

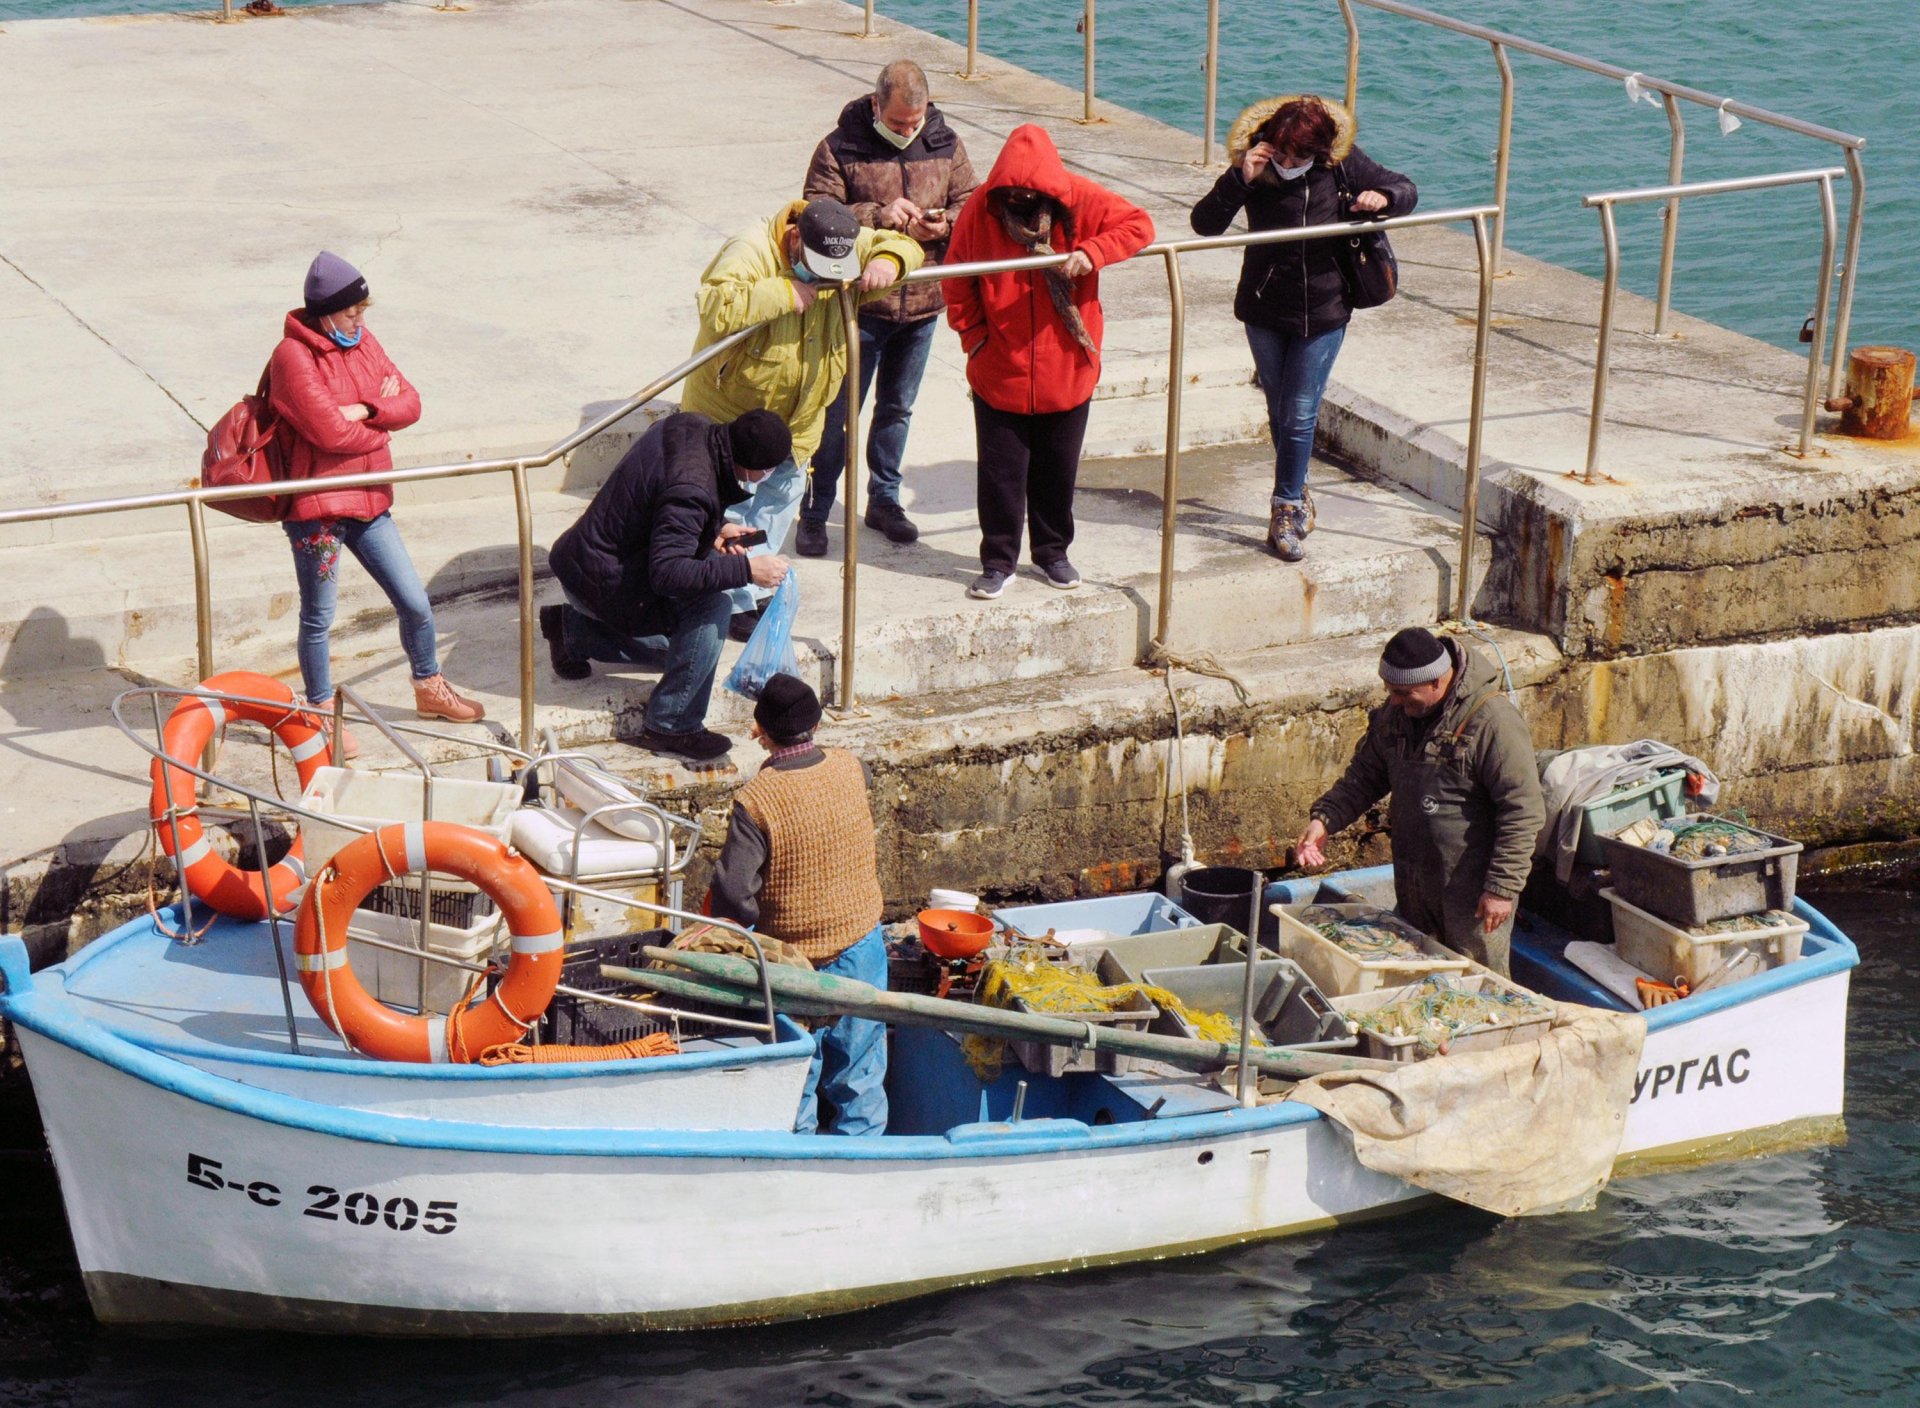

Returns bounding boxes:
[304,250,370,317]
[755,673,822,740]
[1378,627,1450,686]
[727,410,793,472]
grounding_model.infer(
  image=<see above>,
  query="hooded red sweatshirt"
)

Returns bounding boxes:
[944,124,1154,415]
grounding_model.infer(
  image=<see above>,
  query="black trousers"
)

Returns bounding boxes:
[972,395,1092,574]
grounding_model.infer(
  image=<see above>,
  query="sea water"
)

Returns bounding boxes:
[1,880,1915,1405]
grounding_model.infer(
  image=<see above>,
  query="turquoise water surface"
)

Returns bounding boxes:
[881,0,1918,357]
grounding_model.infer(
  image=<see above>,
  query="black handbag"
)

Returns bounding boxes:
[1331,162,1399,309]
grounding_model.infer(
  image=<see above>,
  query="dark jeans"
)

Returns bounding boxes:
[807,314,938,522]
[1245,321,1347,504]
[972,396,1092,575]
[558,588,731,735]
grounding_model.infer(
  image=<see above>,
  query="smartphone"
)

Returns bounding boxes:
[733,528,768,548]
[922,207,947,222]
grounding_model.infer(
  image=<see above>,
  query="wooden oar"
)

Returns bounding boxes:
[614,946,1396,1080]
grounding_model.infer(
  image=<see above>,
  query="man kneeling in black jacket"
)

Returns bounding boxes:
[544,410,793,763]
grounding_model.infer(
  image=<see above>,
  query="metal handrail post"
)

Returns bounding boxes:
[964,0,979,77]
[1799,176,1839,457]
[185,498,217,771]
[1082,0,1096,123]
[511,461,536,750]
[1583,201,1622,484]
[1827,149,1866,401]
[246,794,302,1055]
[1155,250,1187,650]
[1653,94,1686,335]
[837,284,863,712]
[149,692,200,945]
[1457,214,1496,621]
[862,0,873,38]
[1234,881,1260,1106]
[1488,42,1513,274]
[1338,0,1360,118]
[1202,0,1221,165]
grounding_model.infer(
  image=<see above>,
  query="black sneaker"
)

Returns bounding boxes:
[637,726,733,763]
[728,605,764,643]
[865,499,920,544]
[1038,558,1081,590]
[967,570,1009,600]
[796,518,830,558]
[539,604,591,680]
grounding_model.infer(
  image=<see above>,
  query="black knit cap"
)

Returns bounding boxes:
[755,672,822,742]
[727,410,793,473]
[1378,627,1450,686]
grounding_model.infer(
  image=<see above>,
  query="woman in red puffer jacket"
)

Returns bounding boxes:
[268,251,483,748]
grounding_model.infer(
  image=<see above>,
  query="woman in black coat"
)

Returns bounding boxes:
[1190,94,1416,561]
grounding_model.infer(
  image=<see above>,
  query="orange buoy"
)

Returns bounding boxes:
[294,821,562,1063]
[148,670,329,921]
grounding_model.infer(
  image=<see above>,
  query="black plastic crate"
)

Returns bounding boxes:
[539,930,674,1047]
[363,880,495,927]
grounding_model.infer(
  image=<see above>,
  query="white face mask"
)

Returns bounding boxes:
[873,115,925,151]
[1275,160,1313,181]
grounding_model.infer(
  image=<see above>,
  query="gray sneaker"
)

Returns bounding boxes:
[1038,558,1081,590]
[1268,501,1306,562]
[967,570,1009,600]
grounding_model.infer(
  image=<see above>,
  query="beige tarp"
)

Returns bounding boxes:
[1289,1004,1647,1217]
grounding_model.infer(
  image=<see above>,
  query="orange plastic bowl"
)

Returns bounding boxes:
[917,908,995,961]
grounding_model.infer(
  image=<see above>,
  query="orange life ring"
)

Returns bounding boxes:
[148,670,331,921]
[294,821,563,1063]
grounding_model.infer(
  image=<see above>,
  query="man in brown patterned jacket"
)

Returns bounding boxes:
[796,59,979,558]
[710,674,889,1135]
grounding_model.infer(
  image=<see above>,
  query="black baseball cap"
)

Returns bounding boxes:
[797,199,861,281]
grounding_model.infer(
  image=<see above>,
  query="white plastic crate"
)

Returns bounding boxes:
[1332,972,1554,1063]
[298,767,520,893]
[344,907,506,1015]
[1274,903,1472,996]
[1602,887,1808,989]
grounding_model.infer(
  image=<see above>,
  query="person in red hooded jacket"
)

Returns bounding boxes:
[268,252,484,753]
[943,125,1153,600]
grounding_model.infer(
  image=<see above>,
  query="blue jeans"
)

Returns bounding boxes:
[806,315,938,522]
[283,512,438,705]
[725,454,804,614]
[1245,322,1347,504]
[558,588,731,735]
[795,924,888,1137]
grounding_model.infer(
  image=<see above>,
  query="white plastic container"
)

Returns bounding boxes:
[928,888,980,913]
[1602,887,1808,989]
[298,768,520,892]
[1332,971,1553,1063]
[1273,903,1472,997]
[344,907,506,1015]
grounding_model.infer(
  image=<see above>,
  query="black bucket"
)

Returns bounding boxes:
[1178,866,1262,936]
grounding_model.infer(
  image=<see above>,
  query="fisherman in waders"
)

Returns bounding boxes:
[1294,628,1545,975]
[708,674,888,1135]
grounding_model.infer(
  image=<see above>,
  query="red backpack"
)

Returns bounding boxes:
[201,364,291,522]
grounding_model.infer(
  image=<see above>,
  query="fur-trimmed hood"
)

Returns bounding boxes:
[1225,93,1356,165]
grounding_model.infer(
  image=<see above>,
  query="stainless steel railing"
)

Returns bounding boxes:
[939,0,1864,394]
[1579,167,1844,482]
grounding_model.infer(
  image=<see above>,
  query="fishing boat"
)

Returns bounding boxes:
[0,682,1855,1335]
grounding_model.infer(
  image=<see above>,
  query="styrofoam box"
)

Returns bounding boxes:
[1332,971,1553,1064]
[1274,903,1471,997]
[298,768,520,892]
[345,907,506,1015]
[1602,887,1809,989]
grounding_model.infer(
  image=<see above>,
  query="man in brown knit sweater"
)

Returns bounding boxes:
[710,674,888,1135]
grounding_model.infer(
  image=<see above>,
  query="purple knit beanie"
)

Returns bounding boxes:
[304,251,370,317]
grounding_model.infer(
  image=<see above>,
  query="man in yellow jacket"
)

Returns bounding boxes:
[681,198,923,638]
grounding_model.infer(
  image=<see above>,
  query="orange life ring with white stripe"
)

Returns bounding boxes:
[294,821,563,1063]
[148,670,331,921]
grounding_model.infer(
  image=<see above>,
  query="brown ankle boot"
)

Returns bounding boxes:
[412,674,485,723]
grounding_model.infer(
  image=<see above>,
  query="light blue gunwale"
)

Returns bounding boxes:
[0,882,1858,1164]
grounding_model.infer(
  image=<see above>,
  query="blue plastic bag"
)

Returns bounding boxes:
[725,570,800,699]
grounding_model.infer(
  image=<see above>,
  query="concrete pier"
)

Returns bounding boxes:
[2,0,1916,960]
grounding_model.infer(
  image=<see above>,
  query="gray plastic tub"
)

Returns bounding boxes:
[1140,958,1356,1052]
[1092,925,1248,984]
[1599,814,1802,927]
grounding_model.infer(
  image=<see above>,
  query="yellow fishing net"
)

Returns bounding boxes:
[959,945,1257,1082]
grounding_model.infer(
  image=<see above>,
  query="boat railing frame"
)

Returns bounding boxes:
[1578,166,1844,482]
[940,0,1865,395]
[113,683,779,1055]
